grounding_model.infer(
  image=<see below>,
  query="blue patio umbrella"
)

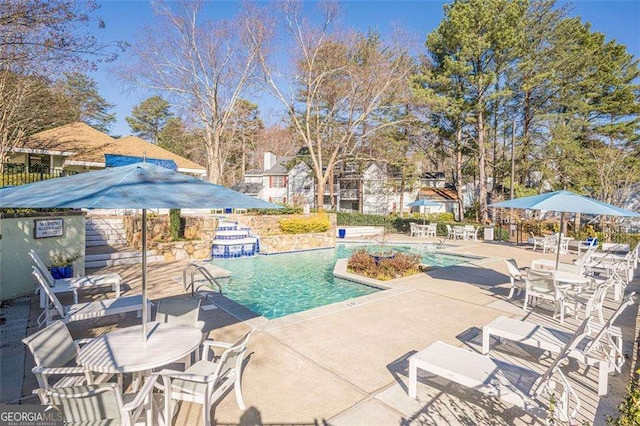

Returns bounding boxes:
[490,190,639,268]
[407,199,441,224]
[0,162,280,340]
[407,199,441,208]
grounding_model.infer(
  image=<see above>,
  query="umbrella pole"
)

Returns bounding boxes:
[555,212,564,270]
[142,208,148,343]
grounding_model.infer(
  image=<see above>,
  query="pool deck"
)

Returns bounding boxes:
[8,235,640,425]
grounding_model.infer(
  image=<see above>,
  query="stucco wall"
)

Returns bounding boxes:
[0,212,85,301]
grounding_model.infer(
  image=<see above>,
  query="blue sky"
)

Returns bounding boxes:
[93,0,640,137]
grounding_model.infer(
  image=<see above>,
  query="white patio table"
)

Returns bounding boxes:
[531,259,592,288]
[77,322,202,389]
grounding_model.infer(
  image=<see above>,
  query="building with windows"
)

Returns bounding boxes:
[234,151,459,217]
[4,122,206,180]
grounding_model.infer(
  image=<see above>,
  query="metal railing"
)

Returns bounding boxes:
[1,164,77,187]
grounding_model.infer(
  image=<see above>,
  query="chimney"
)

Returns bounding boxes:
[264,152,277,171]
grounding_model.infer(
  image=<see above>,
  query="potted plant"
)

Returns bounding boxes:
[49,252,81,280]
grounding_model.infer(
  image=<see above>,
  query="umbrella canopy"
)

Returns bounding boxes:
[0,162,277,209]
[0,163,280,341]
[489,190,639,268]
[489,190,640,217]
[407,199,441,208]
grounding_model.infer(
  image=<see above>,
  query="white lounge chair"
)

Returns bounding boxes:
[33,267,150,327]
[29,249,122,308]
[159,331,252,426]
[409,317,592,423]
[483,292,634,396]
[35,379,160,426]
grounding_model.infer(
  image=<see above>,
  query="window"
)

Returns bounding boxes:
[269,197,286,204]
[271,176,285,188]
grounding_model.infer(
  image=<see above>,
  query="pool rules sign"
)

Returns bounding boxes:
[34,218,64,239]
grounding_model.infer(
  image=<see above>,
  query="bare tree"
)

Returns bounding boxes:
[0,0,120,170]
[250,1,414,208]
[120,0,268,183]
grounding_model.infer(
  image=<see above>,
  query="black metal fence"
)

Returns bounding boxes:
[1,164,77,187]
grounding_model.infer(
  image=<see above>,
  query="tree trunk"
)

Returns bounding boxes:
[478,110,489,223]
[521,90,532,185]
[456,126,464,222]
[329,168,335,210]
[316,176,325,211]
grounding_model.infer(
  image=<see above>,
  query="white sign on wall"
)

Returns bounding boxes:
[34,218,64,239]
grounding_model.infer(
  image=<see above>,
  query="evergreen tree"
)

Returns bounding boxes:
[126,96,172,143]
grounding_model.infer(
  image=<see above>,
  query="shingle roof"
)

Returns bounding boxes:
[20,122,205,172]
[231,181,263,195]
[419,187,459,201]
[264,156,294,175]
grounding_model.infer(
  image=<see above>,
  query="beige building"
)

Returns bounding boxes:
[7,122,206,177]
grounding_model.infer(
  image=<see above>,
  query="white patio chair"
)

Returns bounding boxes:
[426,223,437,238]
[35,378,160,426]
[159,331,253,426]
[445,224,454,240]
[156,298,205,364]
[482,293,634,396]
[409,317,592,423]
[504,259,527,299]
[577,238,598,255]
[33,267,150,327]
[453,226,465,240]
[523,269,570,323]
[409,222,419,237]
[530,232,546,252]
[29,249,122,305]
[542,234,559,253]
[22,321,97,388]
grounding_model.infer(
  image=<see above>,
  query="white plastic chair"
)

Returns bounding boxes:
[524,269,570,323]
[160,331,253,426]
[426,223,437,238]
[156,298,205,364]
[409,222,419,237]
[22,321,96,389]
[504,259,527,299]
[445,224,454,240]
[35,379,160,426]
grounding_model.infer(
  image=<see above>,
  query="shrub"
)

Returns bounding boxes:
[50,252,81,267]
[608,378,640,425]
[169,208,182,240]
[249,205,303,215]
[337,211,457,235]
[279,213,330,234]
[347,249,421,281]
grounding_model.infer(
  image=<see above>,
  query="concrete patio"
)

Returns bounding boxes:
[5,237,639,425]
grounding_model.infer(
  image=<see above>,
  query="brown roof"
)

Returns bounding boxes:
[418,187,459,201]
[21,122,205,172]
[116,136,204,171]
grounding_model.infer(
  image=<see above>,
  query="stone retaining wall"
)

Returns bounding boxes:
[259,232,336,254]
[122,212,337,259]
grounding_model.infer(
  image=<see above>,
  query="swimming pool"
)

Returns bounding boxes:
[209,244,477,319]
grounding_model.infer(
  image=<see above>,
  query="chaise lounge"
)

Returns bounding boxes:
[33,267,150,327]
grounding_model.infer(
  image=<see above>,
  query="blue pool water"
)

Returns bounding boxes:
[210,244,476,319]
